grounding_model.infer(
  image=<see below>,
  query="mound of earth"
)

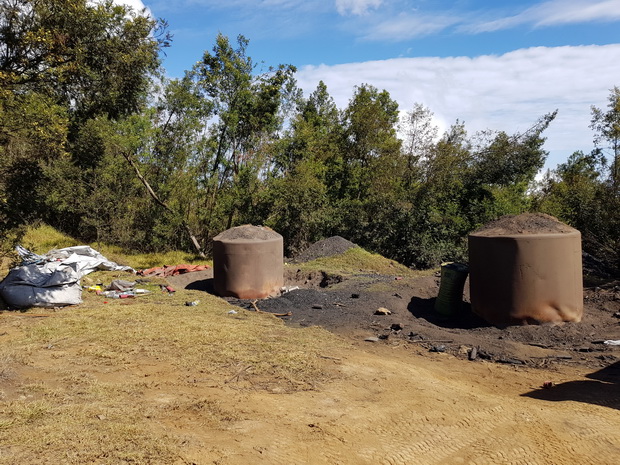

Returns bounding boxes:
[293,236,358,262]
[214,225,281,241]
[472,213,577,236]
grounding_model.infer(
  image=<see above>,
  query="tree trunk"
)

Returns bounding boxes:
[122,152,206,258]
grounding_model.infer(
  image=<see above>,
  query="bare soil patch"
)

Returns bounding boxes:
[3,239,620,464]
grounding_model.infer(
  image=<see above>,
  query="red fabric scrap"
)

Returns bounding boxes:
[138,264,210,277]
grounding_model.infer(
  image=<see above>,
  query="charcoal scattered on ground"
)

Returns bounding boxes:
[293,236,358,263]
[167,233,620,370]
[240,277,620,369]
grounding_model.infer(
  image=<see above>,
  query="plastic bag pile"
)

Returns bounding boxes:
[0,246,134,308]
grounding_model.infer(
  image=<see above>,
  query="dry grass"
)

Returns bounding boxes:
[31,278,342,387]
[0,228,346,464]
[0,286,343,463]
[94,245,209,271]
[0,351,19,383]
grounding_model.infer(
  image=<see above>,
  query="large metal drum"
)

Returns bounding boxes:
[468,214,583,327]
[213,225,283,299]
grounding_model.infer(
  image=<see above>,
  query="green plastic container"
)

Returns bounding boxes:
[435,262,469,316]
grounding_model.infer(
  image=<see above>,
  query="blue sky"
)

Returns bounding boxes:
[117,0,620,172]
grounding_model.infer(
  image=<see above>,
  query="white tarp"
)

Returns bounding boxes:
[43,246,135,276]
[0,246,135,308]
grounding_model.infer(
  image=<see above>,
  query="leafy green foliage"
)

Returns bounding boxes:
[188,33,297,241]
[0,91,69,227]
[2,11,617,274]
[534,88,620,273]
[590,86,620,187]
[0,0,166,247]
[265,158,330,256]
[1,0,166,120]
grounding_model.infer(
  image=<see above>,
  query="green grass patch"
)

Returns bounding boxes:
[20,223,80,253]
[14,224,210,272]
[293,246,422,277]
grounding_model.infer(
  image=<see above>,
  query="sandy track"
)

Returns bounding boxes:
[164,269,620,464]
[2,303,617,464]
[168,342,619,465]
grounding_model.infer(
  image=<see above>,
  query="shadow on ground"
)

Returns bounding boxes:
[184,278,215,294]
[522,361,620,411]
[408,296,491,329]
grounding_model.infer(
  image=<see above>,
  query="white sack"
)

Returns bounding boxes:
[0,246,135,308]
[0,263,82,308]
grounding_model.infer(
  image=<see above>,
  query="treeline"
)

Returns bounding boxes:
[1,1,619,272]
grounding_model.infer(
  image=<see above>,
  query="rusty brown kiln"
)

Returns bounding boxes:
[468,213,583,327]
[213,225,283,299]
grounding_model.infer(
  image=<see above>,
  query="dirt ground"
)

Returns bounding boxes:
[163,249,620,464]
[2,229,618,464]
[163,335,620,465]
[169,267,620,372]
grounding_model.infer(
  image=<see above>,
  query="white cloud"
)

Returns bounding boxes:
[296,44,620,171]
[336,0,382,16]
[533,0,620,26]
[112,0,147,11]
[465,0,620,33]
[90,0,149,13]
[362,12,459,41]
[151,1,620,43]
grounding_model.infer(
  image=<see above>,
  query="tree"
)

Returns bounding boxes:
[471,111,557,186]
[140,76,213,252]
[403,120,473,266]
[401,103,438,158]
[400,103,438,186]
[1,0,167,121]
[264,158,330,255]
[385,110,557,269]
[535,149,620,273]
[0,0,167,242]
[329,85,405,253]
[339,84,402,201]
[0,91,68,228]
[534,92,620,274]
[191,33,296,235]
[590,86,620,187]
[535,150,606,229]
[275,80,341,172]
[260,81,342,254]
